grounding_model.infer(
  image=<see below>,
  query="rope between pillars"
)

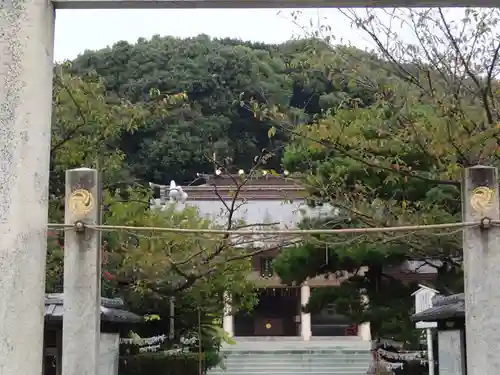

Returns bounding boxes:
[47,220,481,236]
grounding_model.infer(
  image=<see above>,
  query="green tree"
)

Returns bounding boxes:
[273,8,500,344]
[47,67,262,344]
[47,68,290,356]
[98,165,290,369]
[70,36,294,183]
[49,66,162,219]
[101,187,257,306]
[47,66,162,290]
[68,35,384,186]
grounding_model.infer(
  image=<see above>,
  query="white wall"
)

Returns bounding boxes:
[152,198,335,229]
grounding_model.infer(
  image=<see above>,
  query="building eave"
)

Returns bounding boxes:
[411,293,464,322]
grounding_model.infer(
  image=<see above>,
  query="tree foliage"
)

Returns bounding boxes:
[51,35,354,359]
[47,65,273,350]
[47,66,159,289]
[69,36,294,183]
[272,8,500,343]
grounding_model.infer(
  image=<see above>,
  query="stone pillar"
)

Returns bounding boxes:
[427,328,436,375]
[462,166,500,375]
[0,1,55,375]
[300,284,312,341]
[99,333,120,375]
[169,297,175,339]
[223,292,234,337]
[62,168,102,375]
[358,294,372,341]
[358,322,371,341]
[437,329,466,375]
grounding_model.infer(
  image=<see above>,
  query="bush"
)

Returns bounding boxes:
[120,352,203,375]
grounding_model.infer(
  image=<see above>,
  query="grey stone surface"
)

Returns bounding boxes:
[0,1,55,374]
[222,336,371,352]
[437,330,465,375]
[99,333,120,375]
[462,166,500,375]
[62,168,102,375]
[209,337,372,375]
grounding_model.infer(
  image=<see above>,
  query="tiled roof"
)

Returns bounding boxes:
[411,293,464,322]
[44,293,142,323]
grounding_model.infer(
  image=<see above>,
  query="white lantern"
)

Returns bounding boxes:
[169,180,179,200]
[168,180,188,203]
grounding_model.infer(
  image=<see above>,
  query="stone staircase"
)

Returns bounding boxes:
[208,337,372,375]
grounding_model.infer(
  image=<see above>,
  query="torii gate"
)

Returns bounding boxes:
[0,1,496,375]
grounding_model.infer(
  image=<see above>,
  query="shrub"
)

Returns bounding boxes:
[120,352,202,375]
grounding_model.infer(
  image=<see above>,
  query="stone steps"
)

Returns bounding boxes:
[219,353,371,362]
[210,372,369,374]
[208,338,372,375]
[222,337,371,351]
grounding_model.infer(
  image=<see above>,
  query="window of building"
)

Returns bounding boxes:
[259,257,274,278]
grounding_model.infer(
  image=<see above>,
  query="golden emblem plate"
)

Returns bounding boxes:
[470,186,495,215]
[68,188,94,217]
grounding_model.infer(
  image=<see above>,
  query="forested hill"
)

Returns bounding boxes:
[68,35,375,185]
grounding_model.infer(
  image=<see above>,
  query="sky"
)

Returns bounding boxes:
[53,8,375,62]
[53,7,476,63]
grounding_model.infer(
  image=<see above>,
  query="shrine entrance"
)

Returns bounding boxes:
[234,288,300,337]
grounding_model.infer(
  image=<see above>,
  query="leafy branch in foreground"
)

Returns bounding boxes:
[262,8,498,344]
